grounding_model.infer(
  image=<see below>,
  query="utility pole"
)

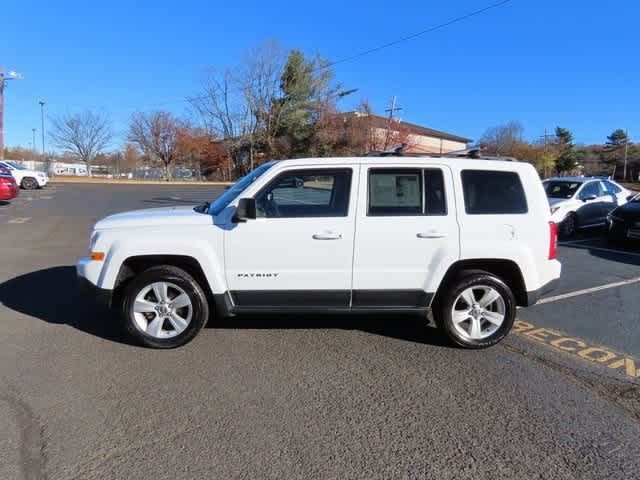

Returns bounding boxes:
[623,129,629,182]
[0,67,24,160]
[539,128,556,178]
[38,100,46,155]
[383,96,402,150]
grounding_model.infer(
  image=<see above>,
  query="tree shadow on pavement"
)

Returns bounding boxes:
[0,266,450,348]
[0,266,133,346]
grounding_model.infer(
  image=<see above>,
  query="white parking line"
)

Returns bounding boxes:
[537,276,640,305]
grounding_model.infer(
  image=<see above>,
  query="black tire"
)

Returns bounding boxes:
[559,213,577,238]
[120,265,209,348]
[21,177,39,190]
[435,272,516,349]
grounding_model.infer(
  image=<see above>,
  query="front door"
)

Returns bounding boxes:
[224,167,358,310]
[577,181,607,226]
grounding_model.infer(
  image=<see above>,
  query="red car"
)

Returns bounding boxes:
[0,165,20,201]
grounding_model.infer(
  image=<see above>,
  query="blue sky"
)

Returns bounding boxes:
[2,0,639,150]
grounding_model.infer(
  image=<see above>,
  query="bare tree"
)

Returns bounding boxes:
[128,111,180,180]
[49,110,112,174]
[190,40,286,173]
[480,121,525,157]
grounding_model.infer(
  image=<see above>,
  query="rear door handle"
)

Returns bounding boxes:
[312,233,342,240]
[417,231,446,239]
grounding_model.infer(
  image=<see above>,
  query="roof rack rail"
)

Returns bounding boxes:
[366,144,519,161]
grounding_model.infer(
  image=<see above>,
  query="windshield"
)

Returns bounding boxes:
[208,161,276,216]
[6,161,28,170]
[543,181,582,199]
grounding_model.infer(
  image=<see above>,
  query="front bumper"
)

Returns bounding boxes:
[77,256,112,308]
[77,276,113,309]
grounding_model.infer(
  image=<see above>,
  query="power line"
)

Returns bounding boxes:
[40,0,514,117]
[314,0,513,71]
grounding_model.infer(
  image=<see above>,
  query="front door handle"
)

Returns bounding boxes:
[312,232,342,240]
[417,231,446,239]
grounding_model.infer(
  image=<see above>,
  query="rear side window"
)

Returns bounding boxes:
[368,169,422,215]
[603,180,621,194]
[461,170,527,214]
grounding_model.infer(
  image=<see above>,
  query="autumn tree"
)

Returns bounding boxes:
[128,111,180,180]
[49,110,112,174]
[175,126,228,179]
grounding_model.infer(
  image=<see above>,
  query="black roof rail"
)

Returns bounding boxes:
[365,144,519,161]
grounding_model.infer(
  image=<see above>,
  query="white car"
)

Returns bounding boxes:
[77,156,561,349]
[543,176,633,237]
[0,161,49,189]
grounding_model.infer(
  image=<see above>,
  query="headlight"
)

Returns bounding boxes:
[550,206,560,215]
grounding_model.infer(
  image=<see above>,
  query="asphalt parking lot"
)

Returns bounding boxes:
[1,183,639,480]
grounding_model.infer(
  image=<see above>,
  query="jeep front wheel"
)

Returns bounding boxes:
[437,273,516,349]
[120,265,209,348]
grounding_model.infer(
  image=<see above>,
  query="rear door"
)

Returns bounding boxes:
[351,163,459,309]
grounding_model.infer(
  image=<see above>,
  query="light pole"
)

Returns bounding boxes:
[0,68,24,160]
[32,128,36,154]
[38,100,46,155]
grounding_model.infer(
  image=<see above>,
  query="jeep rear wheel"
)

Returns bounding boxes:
[120,265,209,348]
[436,272,516,349]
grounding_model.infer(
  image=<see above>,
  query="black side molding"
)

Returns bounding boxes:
[214,289,434,316]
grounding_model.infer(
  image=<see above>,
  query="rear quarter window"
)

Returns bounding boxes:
[461,170,528,215]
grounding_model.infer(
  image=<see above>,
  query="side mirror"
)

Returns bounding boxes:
[233,198,256,222]
[581,194,597,202]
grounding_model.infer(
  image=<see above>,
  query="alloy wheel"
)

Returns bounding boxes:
[131,281,193,339]
[451,286,506,340]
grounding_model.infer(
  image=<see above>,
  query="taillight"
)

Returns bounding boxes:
[548,221,558,260]
[0,177,14,185]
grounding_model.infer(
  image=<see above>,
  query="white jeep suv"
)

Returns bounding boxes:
[77,156,561,349]
[0,160,49,189]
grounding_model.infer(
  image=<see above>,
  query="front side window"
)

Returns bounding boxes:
[208,161,276,216]
[255,169,352,218]
[462,170,527,214]
[579,182,603,199]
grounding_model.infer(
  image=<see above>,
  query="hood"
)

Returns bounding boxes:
[548,197,570,207]
[95,206,213,230]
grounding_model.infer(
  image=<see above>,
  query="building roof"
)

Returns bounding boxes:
[342,112,472,144]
